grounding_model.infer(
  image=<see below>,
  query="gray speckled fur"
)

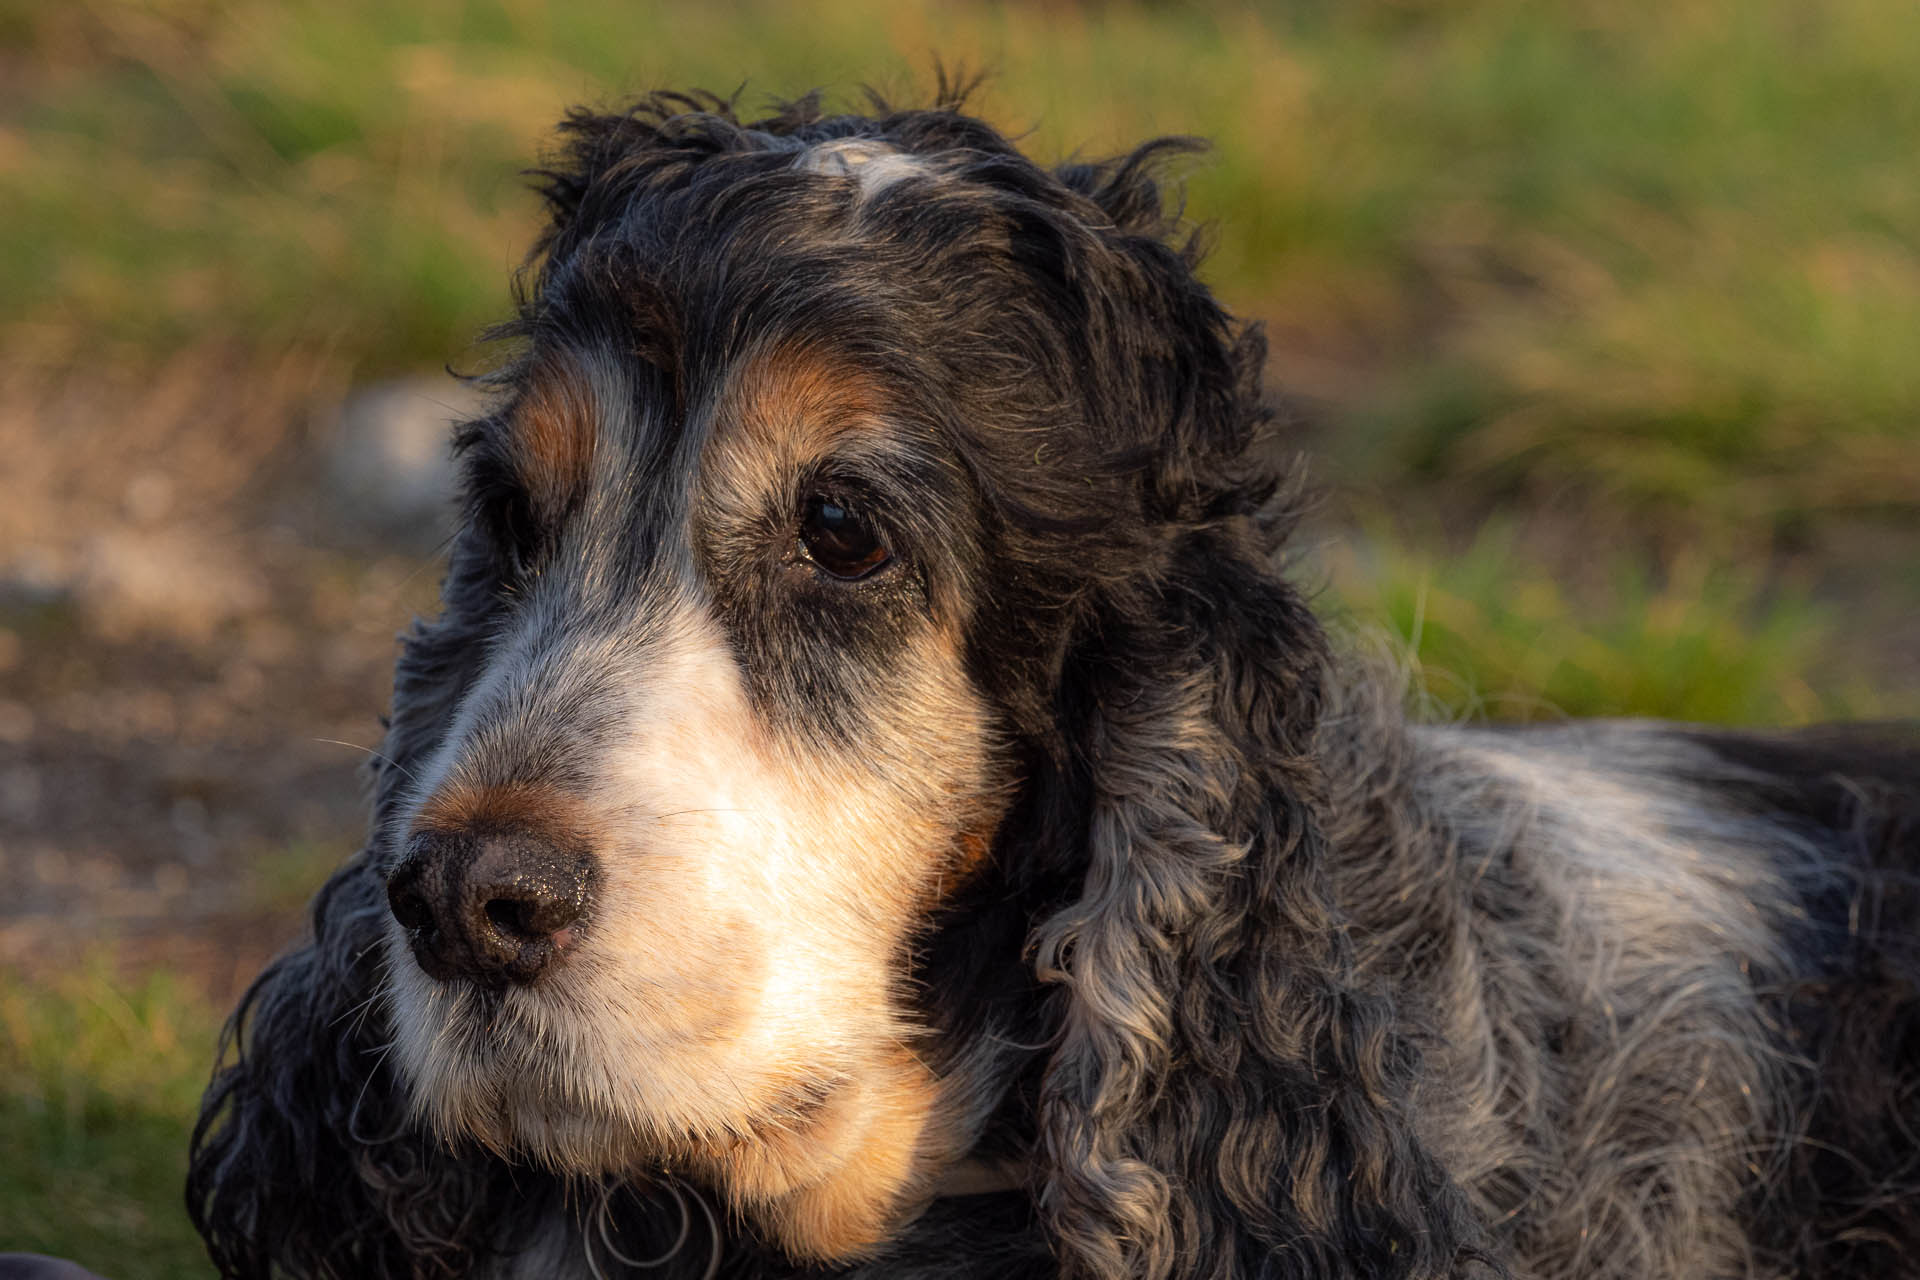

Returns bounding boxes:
[1318,674,1915,1279]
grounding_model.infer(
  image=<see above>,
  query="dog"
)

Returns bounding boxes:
[187,89,1920,1279]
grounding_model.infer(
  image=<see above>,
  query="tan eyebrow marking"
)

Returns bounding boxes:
[699,343,892,532]
[726,343,887,454]
[511,361,597,515]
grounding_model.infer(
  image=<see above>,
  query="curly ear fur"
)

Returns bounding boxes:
[1028,542,1488,1280]
[1010,166,1489,1276]
[187,854,565,1279]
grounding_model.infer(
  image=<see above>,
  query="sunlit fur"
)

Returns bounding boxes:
[190,87,1920,1280]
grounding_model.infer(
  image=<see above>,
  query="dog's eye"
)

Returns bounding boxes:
[798,494,891,580]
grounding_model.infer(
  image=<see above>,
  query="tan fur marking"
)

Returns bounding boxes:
[929,792,1012,901]
[512,365,596,514]
[728,343,886,452]
[951,829,995,879]
[412,780,584,843]
[699,1049,960,1260]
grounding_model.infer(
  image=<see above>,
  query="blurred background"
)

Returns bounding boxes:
[1,0,1915,1272]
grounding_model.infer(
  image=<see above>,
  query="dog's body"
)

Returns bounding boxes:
[188,93,1919,1280]
[1329,713,1919,1279]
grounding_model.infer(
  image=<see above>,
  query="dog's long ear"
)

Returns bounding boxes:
[1031,528,1484,1280]
[1020,214,1485,1279]
[187,856,554,1277]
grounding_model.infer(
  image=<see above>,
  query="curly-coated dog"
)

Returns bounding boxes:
[188,90,1920,1280]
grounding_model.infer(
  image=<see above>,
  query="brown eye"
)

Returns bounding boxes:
[799,494,892,580]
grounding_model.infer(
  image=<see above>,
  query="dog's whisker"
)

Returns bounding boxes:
[312,737,421,786]
[647,807,759,822]
[330,988,382,1035]
[346,1040,405,1147]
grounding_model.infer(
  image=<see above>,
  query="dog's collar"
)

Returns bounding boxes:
[933,1157,1026,1198]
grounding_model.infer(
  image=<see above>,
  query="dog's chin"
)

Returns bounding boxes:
[413,1038,955,1262]
[688,1049,959,1260]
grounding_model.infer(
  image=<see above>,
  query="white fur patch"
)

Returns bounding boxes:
[1405,723,1799,1277]
[795,139,925,200]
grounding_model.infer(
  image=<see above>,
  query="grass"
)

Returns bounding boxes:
[4,0,1918,541]
[0,964,218,1278]
[1316,523,1870,724]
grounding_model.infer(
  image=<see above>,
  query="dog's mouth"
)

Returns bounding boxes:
[411,1009,879,1174]
[422,1027,998,1258]
[386,909,959,1260]
[463,1056,944,1257]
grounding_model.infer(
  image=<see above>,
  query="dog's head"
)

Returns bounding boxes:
[367,94,1456,1277]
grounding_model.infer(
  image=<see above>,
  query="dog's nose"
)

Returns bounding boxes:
[385,828,596,986]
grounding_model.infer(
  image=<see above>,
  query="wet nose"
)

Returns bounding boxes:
[385,828,596,986]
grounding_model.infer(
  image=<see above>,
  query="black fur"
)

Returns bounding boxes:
[188,89,1920,1279]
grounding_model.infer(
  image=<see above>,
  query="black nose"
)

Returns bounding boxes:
[385,828,596,985]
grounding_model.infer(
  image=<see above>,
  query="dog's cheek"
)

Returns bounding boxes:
[591,614,990,1016]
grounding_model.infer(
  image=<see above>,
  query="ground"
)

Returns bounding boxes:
[0,359,475,1005]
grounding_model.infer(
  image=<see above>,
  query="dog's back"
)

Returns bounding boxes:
[1329,705,1920,1278]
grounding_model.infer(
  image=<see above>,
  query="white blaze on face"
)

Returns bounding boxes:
[385,584,998,1258]
[590,604,959,1106]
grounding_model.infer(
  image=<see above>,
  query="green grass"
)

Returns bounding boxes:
[0,837,343,1275]
[4,0,1917,540]
[1316,522,1881,724]
[0,964,218,1278]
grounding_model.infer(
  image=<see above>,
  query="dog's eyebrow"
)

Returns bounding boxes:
[509,357,598,516]
[713,342,889,459]
[694,342,903,531]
